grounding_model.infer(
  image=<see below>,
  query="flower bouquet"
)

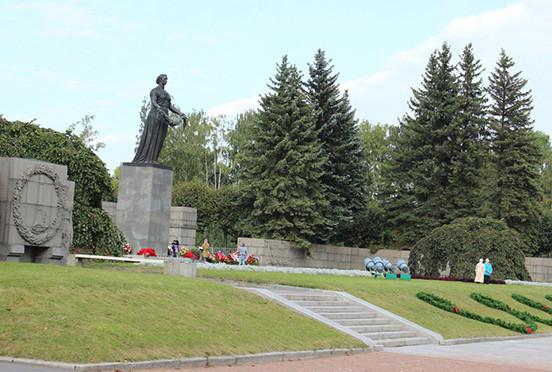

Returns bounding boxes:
[123,243,133,255]
[137,247,157,257]
[246,255,259,266]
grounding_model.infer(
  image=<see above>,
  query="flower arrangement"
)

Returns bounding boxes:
[123,243,133,255]
[179,247,199,260]
[416,291,537,334]
[137,247,157,257]
[246,255,259,265]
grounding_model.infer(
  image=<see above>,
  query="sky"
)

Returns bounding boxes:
[1,0,551,172]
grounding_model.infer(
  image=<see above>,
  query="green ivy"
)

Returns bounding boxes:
[512,294,552,315]
[471,292,551,327]
[416,291,535,334]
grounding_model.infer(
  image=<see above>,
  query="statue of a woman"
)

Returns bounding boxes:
[132,74,187,163]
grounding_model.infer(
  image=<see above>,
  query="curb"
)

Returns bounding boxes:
[0,348,371,372]
[441,333,552,346]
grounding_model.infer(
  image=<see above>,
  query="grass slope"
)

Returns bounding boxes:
[0,263,362,363]
[199,270,552,339]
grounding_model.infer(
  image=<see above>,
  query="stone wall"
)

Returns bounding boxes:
[237,238,409,271]
[525,257,552,282]
[237,237,552,282]
[102,201,197,248]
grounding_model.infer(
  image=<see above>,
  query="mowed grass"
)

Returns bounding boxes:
[199,269,552,339]
[0,263,363,363]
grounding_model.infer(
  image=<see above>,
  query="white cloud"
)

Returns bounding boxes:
[342,0,552,133]
[207,97,259,118]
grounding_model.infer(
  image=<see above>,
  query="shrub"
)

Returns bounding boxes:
[409,217,530,280]
[0,117,124,254]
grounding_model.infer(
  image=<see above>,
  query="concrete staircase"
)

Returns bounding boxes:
[249,286,436,349]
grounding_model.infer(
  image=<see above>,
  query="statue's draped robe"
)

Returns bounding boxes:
[133,87,171,163]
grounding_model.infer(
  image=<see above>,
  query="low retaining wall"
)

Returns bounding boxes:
[237,238,552,282]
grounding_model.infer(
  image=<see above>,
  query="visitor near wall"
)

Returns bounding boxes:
[238,242,248,265]
[475,258,485,283]
[484,258,493,284]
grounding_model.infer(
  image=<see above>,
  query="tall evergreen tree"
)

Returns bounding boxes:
[447,43,489,218]
[386,43,459,243]
[241,56,330,248]
[488,49,542,230]
[306,49,366,243]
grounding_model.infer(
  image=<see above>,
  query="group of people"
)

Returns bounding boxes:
[198,239,249,265]
[475,258,493,284]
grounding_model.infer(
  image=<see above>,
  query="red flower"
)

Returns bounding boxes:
[543,305,550,310]
[525,326,534,334]
[214,251,226,262]
[137,248,157,257]
[453,306,461,314]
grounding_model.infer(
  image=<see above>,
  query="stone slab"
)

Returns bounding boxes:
[116,163,173,256]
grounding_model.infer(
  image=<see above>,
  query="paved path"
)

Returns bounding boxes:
[146,351,548,372]
[387,335,552,370]
[0,361,67,372]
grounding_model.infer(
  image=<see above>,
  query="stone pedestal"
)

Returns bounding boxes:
[0,157,74,264]
[116,163,173,256]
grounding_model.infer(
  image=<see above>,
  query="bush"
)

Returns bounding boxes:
[0,117,124,254]
[409,217,530,280]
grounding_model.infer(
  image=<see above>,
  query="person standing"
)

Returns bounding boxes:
[201,239,210,261]
[475,258,484,284]
[484,258,493,284]
[238,242,248,266]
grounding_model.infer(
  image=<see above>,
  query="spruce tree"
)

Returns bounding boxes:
[306,49,366,243]
[488,49,542,231]
[386,43,459,243]
[241,56,329,248]
[447,43,489,218]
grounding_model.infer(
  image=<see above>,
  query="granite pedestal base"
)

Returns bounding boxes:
[116,163,173,256]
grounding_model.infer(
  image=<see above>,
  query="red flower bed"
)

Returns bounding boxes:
[412,275,506,285]
[137,247,157,257]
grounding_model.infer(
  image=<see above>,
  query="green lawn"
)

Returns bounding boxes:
[0,263,363,363]
[198,269,552,339]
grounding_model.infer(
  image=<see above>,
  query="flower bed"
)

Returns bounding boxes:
[546,294,552,303]
[123,243,133,255]
[470,292,552,327]
[416,291,536,334]
[512,294,552,315]
[412,275,506,285]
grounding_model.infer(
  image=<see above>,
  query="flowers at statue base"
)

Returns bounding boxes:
[246,255,259,265]
[180,248,199,260]
[137,247,157,257]
[123,243,133,255]
[201,249,259,265]
[525,325,534,334]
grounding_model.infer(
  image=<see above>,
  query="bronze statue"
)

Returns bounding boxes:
[132,74,187,163]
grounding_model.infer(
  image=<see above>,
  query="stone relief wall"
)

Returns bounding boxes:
[0,157,74,264]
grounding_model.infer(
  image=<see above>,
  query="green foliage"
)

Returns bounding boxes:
[471,292,552,327]
[488,49,542,230]
[226,111,258,182]
[172,180,217,235]
[386,43,461,243]
[417,291,535,334]
[72,203,125,256]
[546,294,552,303]
[306,50,367,243]
[512,294,552,315]
[0,117,123,255]
[240,56,330,249]
[409,217,530,280]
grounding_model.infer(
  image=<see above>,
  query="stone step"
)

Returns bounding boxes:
[377,337,432,347]
[347,319,392,329]
[319,312,377,320]
[306,306,366,313]
[293,300,351,307]
[362,330,418,340]
[282,295,340,302]
[333,317,379,326]
[357,324,405,333]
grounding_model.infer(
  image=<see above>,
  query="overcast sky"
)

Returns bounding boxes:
[1,0,551,172]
